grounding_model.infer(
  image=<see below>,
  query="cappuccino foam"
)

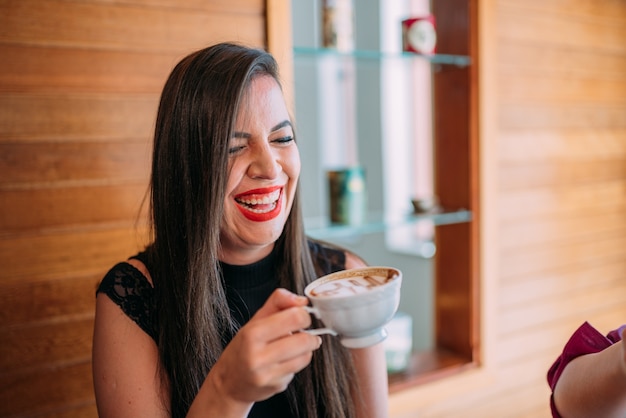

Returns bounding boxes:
[310,274,390,298]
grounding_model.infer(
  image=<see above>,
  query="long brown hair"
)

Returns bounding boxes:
[147,43,357,417]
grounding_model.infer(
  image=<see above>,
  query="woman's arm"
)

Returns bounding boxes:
[344,251,390,418]
[94,290,259,418]
[553,330,626,418]
[93,293,171,417]
[351,343,389,418]
[93,261,321,417]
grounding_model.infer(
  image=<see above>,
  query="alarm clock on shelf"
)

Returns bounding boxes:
[401,15,437,55]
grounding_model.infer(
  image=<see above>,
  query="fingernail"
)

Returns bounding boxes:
[316,336,322,348]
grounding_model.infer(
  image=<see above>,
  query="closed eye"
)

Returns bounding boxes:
[272,136,294,145]
[228,145,246,155]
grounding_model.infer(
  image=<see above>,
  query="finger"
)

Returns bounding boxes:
[260,334,321,380]
[245,306,313,344]
[253,288,308,320]
[265,354,311,390]
[232,333,320,398]
[267,332,322,365]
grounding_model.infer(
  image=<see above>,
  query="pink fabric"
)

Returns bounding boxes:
[547,322,625,417]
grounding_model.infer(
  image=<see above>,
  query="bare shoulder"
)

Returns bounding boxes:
[344,250,368,270]
[93,260,167,417]
[126,257,154,286]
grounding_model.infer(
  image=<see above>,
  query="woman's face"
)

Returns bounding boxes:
[219,75,301,264]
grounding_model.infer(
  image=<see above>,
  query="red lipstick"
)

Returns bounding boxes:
[234,186,283,222]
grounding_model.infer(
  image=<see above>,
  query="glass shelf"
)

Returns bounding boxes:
[293,46,472,67]
[304,208,472,240]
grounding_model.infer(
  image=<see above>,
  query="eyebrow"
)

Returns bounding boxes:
[232,120,293,139]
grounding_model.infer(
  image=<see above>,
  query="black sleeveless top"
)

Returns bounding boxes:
[96,239,346,417]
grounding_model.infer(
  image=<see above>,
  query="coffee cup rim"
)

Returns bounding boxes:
[304,266,401,301]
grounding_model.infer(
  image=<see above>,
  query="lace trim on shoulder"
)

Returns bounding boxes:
[308,240,346,276]
[97,262,157,341]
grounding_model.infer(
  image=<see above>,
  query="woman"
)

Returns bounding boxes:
[92,42,388,418]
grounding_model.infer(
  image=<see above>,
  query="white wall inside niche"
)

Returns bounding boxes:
[291,0,435,352]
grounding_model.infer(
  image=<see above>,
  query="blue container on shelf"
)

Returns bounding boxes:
[327,166,366,226]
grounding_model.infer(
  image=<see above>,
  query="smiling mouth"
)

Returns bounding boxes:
[235,188,281,214]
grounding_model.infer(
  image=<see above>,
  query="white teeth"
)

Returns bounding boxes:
[236,189,281,213]
[245,202,278,214]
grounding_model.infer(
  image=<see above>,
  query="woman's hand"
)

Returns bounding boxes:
[205,288,322,408]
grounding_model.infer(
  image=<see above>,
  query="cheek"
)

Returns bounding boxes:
[224,164,242,203]
[287,150,301,180]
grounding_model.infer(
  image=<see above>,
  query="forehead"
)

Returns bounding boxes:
[236,75,290,128]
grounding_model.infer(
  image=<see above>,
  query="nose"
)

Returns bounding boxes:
[247,143,280,179]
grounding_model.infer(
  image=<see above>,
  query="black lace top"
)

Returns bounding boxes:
[96,239,346,417]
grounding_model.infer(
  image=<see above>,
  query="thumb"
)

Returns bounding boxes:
[254,288,309,320]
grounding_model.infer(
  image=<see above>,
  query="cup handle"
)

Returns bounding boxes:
[304,328,338,336]
[303,306,338,337]
[303,306,320,318]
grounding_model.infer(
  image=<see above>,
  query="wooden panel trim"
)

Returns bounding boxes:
[266,0,295,112]
[432,0,481,362]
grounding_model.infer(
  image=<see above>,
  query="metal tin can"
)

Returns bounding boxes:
[327,166,366,225]
[322,0,355,52]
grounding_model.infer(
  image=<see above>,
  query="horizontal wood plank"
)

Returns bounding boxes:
[496,306,626,367]
[499,230,626,279]
[499,103,626,129]
[499,159,626,190]
[393,354,553,417]
[498,256,626,307]
[0,183,149,233]
[498,42,626,81]
[499,210,626,250]
[499,0,626,22]
[0,94,159,141]
[497,279,626,337]
[0,273,102,327]
[0,317,94,374]
[0,44,179,94]
[498,1,626,54]
[0,0,265,53]
[0,360,94,417]
[499,72,626,104]
[79,0,263,13]
[44,402,98,418]
[0,140,151,185]
[499,129,626,164]
[456,382,550,418]
[0,226,149,280]
[499,180,626,221]
[431,359,549,417]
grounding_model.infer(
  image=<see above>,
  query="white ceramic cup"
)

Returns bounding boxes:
[303,266,402,348]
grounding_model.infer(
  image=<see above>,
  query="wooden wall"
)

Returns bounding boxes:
[390,0,626,416]
[0,1,268,416]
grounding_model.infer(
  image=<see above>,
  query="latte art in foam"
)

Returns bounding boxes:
[310,274,392,298]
